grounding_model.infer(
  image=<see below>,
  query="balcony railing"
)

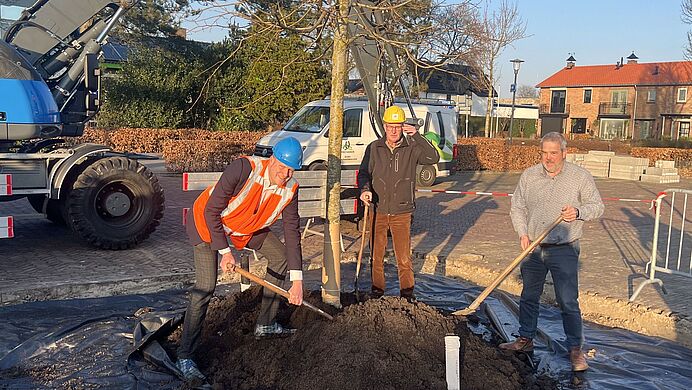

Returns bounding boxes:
[599,102,632,117]
[539,104,570,115]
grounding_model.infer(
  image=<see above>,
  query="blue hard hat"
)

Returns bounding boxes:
[272,137,303,170]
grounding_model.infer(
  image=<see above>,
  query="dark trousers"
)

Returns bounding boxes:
[370,211,414,296]
[518,241,583,348]
[177,232,288,359]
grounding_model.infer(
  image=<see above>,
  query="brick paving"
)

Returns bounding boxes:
[1,161,691,344]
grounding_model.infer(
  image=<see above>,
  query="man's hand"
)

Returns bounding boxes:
[561,205,578,222]
[403,124,417,136]
[288,280,303,305]
[220,252,236,273]
[520,235,531,251]
[360,191,373,205]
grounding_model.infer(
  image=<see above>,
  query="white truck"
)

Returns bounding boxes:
[254,97,458,186]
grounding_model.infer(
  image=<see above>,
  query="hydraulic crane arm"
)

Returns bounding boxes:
[5,0,135,112]
[347,0,421,137]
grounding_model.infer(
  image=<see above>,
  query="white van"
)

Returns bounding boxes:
[254,97,458,186]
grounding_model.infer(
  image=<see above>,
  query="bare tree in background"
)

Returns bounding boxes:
[470,0,526,137]
[516,84,537,98]
[682,0,692,59]
[185,0,479,306]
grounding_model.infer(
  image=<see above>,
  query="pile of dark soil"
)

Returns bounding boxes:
[168,287,556,390]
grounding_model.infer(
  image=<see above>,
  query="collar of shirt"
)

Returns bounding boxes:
[541,161,569,178]
[385,136,404,152]
[260,169,278,202]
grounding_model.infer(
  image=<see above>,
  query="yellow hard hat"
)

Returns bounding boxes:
[383,105,406,124]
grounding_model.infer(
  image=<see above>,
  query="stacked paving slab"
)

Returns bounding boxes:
[581,151,613,177]
[608,156,649,181]
[566,153,586,167]
[640,160,680,184]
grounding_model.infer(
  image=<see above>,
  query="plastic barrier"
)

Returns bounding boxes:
[1,174,13,239]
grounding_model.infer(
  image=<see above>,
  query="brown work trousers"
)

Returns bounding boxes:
[370,211,414,297]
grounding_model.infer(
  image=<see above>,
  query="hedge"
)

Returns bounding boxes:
[162,140,252,172]
[72,128,267,154]
[454,138,578,171]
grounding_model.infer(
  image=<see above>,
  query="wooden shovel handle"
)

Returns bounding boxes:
[453,215,564,316]
[232,266,334,321]
[356,203,369,277]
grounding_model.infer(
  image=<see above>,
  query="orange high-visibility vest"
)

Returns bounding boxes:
[192,156,298,249]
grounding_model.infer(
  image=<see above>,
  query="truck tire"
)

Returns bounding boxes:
[66,157,165,250]
[308,161,327,171]
[417,165,436,187]
[27,195,66,225]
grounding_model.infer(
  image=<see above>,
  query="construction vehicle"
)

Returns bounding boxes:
[0,0,164,249]
[254,0,458,187]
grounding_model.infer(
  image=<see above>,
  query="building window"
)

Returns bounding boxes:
[680,122,690,138]
[646,90,656,103]
[600,119,628,140]
[571,118,587,133]
[677,88,688,103]
[583,89,592,104]
[550,90,566,113]
[635,120,654,139]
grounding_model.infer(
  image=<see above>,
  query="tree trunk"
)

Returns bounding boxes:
[484,65,494,137]
[321,0,350,308]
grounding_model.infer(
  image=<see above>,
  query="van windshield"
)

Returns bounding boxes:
[283,106,330,133]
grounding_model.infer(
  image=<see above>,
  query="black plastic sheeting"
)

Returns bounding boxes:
[1,264,691,389]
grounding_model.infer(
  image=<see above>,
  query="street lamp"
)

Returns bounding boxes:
[508,58,524,145]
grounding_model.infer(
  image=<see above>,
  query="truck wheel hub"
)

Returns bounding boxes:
[99,188,131,217]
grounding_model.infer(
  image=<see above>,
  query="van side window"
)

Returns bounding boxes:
[343,109,363,137]
[423,111,446,148]
[435,111,446,148]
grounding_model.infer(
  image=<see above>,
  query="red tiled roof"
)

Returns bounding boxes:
[537,61,692,88]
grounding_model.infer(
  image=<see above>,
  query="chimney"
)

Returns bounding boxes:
[627,51,639,64]
[566,54,576,69]
[175,28,187,39]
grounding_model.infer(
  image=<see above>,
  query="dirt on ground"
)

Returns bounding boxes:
[167,287,557,390]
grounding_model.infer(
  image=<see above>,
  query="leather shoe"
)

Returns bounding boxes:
[254,323,297,340]
[570,347,589,371]
[498,336,534,352]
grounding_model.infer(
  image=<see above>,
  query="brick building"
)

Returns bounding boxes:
[536,54,692,140]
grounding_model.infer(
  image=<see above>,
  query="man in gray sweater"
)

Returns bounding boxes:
[358,105,440,300]
[503,132,604,372]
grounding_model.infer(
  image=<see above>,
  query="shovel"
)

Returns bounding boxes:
[453,215,563,316]
[231,266,334,321]
[354,202,370,301]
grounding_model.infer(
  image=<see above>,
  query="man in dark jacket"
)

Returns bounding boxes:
[358,105,440,300]
[176,137,305,386]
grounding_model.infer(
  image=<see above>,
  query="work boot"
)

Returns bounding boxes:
[570,347,589,371]
[175,358,206,387]
[254,323,297,340]
[498,336,534,352]
[400,288,416,303]
[371,287,384,299]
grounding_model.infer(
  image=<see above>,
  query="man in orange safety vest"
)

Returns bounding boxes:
[176,137,305,385]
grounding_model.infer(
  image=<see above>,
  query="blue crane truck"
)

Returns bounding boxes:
[0,0,164,249]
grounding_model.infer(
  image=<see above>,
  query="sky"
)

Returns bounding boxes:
[181,0,691,101]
